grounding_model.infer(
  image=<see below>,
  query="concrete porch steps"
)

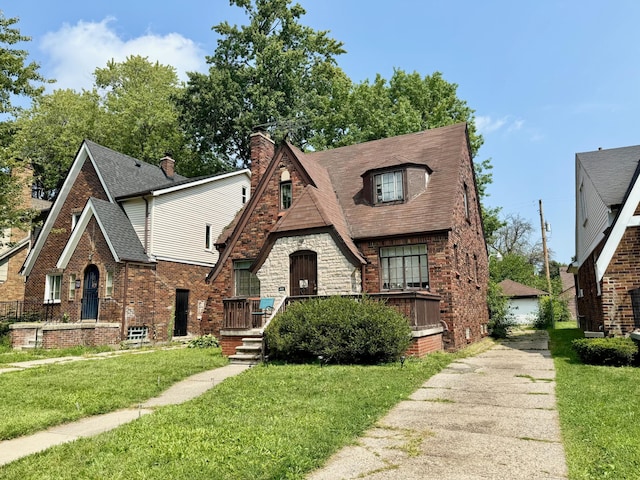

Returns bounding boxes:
[229,337,263,365]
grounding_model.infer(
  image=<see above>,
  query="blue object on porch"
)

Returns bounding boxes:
[251,297,275,328]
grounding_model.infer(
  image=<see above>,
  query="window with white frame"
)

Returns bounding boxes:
[0,258,8,282]
[234,260,260,296]
[280,181,292,209]
[105,271,114,297]
[45,274,62,302]
[380,244,429,290]
[374,171,404,203]
[242,185,247,204]
[68,273,77,300]
[71,212,81,229]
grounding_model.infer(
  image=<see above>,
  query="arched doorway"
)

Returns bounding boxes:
[289,250,317,296]
[81,265,99,320]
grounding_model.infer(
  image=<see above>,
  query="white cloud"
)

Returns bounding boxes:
[40,18,207,91]
[476,115,524,135]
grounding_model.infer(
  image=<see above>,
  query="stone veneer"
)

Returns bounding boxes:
[257,233,361,302]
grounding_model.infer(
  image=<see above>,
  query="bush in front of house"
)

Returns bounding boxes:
[571,337,638,367]
[264,296,412,364]
[187,334,220,348]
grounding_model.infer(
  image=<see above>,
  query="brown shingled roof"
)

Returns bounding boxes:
[305,123,470,239]
[499,279,548,298]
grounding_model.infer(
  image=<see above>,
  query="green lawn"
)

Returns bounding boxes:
[0,347,227,440]
[0,340,115,367]
[0,340,493,479]
[551,322,640,479]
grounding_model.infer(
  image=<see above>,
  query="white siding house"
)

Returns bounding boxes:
[121,170,251,267]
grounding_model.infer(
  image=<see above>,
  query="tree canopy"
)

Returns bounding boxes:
[176,0,347,170]
[0,12,51,240]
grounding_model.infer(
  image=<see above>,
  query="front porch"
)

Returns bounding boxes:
[220,292,444,363]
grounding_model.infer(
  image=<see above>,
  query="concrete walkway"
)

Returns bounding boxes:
[308,330,568,480]
[0,363,248,466]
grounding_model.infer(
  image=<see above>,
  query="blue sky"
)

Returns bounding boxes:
[8,1,640,264]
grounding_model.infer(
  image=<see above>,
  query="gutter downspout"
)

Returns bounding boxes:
[121,262,129,340]
[143,197,150,252]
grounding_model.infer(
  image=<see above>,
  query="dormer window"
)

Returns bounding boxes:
[374,170,404,203]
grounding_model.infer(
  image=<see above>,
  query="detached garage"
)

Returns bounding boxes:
[499,279,547,325]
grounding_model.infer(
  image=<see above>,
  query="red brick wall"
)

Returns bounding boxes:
[599,226,640,334]
[10,323,120,349]
[221,335,249,356]
[576,242,605,331]
[406,333,443,357]
[24,157,109,304]
[0,244,28,301]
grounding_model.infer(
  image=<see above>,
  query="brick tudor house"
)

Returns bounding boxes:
[14,140,250,348]
[573,144,640,335]
[203,123,490,357]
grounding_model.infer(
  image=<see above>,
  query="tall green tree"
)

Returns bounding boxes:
[8,56,191,196]
[177,0,347,169]
[8,89,103,199]
[95,55,189,169]
[0,12,51,241]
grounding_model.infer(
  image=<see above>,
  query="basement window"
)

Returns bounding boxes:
[127,326,148,341]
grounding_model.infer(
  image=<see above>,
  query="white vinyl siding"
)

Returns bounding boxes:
[149,173,250,265]
[121,198,147,247]
[0,258,8,282]
[575,164,610,265]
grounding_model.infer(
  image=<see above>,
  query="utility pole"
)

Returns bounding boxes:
[539,199,552,295]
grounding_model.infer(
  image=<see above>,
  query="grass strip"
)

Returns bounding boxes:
[550,322,640,479]
[0,343,115,367]
[0,341,493,479]
[0,348,226,440]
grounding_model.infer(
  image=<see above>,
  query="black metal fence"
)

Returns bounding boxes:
[0,301,56,323]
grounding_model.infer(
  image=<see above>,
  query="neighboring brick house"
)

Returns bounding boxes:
[204,123,489,356]
[0,163,51,302]
[498,279,547,325]
[18,140,250,348]
[559,270,577,320]
[573,144,640,335]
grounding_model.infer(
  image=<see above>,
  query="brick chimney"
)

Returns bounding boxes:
[250,129,275,194]
[160,154,175,178]
[9,161,35,243]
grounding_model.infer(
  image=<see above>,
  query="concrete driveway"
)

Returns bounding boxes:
[308,330,568,480]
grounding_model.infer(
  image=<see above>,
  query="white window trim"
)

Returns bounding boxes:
[374,171,404,203]
[45,274,62,303]
[68,273,77,301]
[105,271,114,298]
[205,224,213,251]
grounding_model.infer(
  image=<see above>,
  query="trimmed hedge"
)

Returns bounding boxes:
[571,337,638,367]
[264,296,412,364]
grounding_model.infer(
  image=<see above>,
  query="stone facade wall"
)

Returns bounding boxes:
[257,233,361,302]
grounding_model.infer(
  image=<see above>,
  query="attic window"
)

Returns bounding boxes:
[280,169,292,209]
[374,171,404,203]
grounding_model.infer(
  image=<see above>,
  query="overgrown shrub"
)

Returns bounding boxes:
[187,334,220,349]
[571,337,637,367]
[487,280,516,338]
[264,296,412,364]
[534,296,571,329]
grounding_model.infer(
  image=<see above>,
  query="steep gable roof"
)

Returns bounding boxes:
[576,145,640,207]
[499,279,547,298]
[57,198,151,268]
[23,140,184,276]
[84,140,187,199]
[306,123,471,239]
